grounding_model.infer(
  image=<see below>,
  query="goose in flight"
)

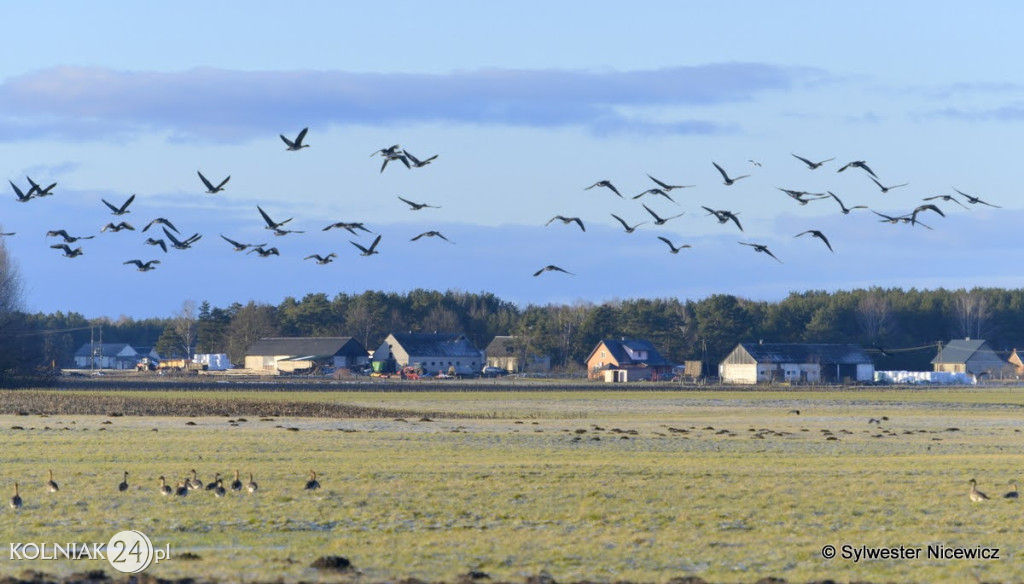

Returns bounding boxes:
[197,171,230,193]
[642,204,685,225]
[247,246,280,257]
[271,227,304,236]
[398,196,440,210]
[701,207,743,231]
[827,191,867,214]
[910,204,945,226]
[739,242,782,263]
[373,146,409,173]
[9,180,34,202]
[585,180,623,198]
[123,259,161,272]
[258,206,293,230]
[220,234,265,251]
[411,231,454,243]
[795,230,834,252]
[610,213,647,233]
[280,127,310,151]
[545,215,585,232]
[143,218,179,233]
[791,154,834,170]
[778,188,828,205]
[646,174,694,191]
[873,210,932,229]
[837,160,878,178]
[46,230,94,243]
[632,188,677,204]
[101,221,135,232]
[922,194,968,209]
[952,188,1001,208]
[351,234,382,256]
[404,150,438,168]
[712,162,750,186]
[323,221,372,235]
[102,194,135,215]
[26,176,57,197]
[144,238,168,253]
[50,244,84,258]
[657,236,692,254]
[533,265,574,277]
[304,253,337,265]
[163,227,202,249]
[869,177,908,193]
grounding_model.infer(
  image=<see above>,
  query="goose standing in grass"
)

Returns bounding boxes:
[159,476,172,496]
[187,469,202,490]
[118,471,129,492]
[213,479,226,497]
[46,470,59,492]
[10,482,22,509]
[1004,481,1018,499]
[305,470,321,490]
[230,470,243,492]
[175,480,189,497]
[246,473,258,494]
[969,479,990,502]
[205,472,222,491]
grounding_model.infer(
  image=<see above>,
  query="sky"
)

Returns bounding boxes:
[2,1,1024,319]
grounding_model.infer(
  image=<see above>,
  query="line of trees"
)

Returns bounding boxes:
[3,285,1024,380]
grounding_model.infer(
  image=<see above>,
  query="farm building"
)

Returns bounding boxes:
[719,343,874,384]
[1009,349,1024,376]
[932,339,1008,377]
[484,335,551,373]
[372,332,484,376]
[72,343,140,370]
[243,337,369,374]
[585,338,673,381]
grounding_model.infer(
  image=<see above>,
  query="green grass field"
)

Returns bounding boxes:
[2,388,1024,583]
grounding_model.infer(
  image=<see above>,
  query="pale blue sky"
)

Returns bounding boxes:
[2,1,1023,318]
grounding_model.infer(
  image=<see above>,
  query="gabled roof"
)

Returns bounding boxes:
[485,335,518,356]
[737,343,872,364]
[73,343,136,358]
[587,338,672,367]
[388,332,483,358]
[245,337,366,359]
[932,339,1000,364]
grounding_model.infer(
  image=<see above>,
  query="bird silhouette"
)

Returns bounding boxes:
[46,230,94,243]
[827,191,868,214]
[9,180,34,202]
[247,246,280,257]
[197,171,230,193]
[791,154,834,169]
[304,253,337,264]
[351,234,382,256]
[377,149,409,173]
[632,188,678,204]
[712,162,750,185]
[280,127,310,151]
[50,244,83,258]
[101,221,135,232]
[911,204,945,224]
[702,207,743,231]
[258,206,293,230]
[398,196,440,210]
[641,204,685,225]
[952,188,1001,208]
[142,218,179,233]
[102,194,135,215]
[795,230,834,252]
[26,176,57,197]
[646,174,693,191]
[657,236,692,254]
[220,234,265,251]
[837,160,878,178]
[585,180,622,198]
[533,265,574,277]
[144,238,168,253]
[739,242,782,263]
[324,221,372,235]
[778,188,828,205]
[163,227,201,249]
[869,177,909,193]
[922,194,968,209]
[545,215,585,232]
[123,259,160,272]
[610,213,646,233]
[404,150,438,168]
[411,231,454,243]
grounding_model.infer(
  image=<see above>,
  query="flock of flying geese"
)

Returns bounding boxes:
[532,153,1001,275]
[7,468,322,509]
[6,127,448,272]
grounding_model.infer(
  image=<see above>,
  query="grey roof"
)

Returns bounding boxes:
[591,338,672,367]
[738,343,872,365]
[73,343,136,358]
[245,337,366,359]
[388,333,483,357]
[485,335,517,356]
[932,339,1001,364]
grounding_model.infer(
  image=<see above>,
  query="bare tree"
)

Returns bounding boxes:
[227,301,278,365]
[0,236,23,381]
[857,291,892,341]
[953,289,991,339]
[173,300,199,358]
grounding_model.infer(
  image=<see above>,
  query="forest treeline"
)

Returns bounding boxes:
[1,286,1020,379]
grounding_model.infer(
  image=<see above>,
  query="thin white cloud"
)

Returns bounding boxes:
[0,64,825,142]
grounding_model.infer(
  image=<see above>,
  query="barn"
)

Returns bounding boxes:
[243,337,369,374]
[719,342,874,384]
[372,332,484,376]
[932,339,1008,377]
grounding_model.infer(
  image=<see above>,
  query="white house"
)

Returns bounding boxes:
[720,343,875,384]
[373,332,484,376]
[72,343,139,370]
